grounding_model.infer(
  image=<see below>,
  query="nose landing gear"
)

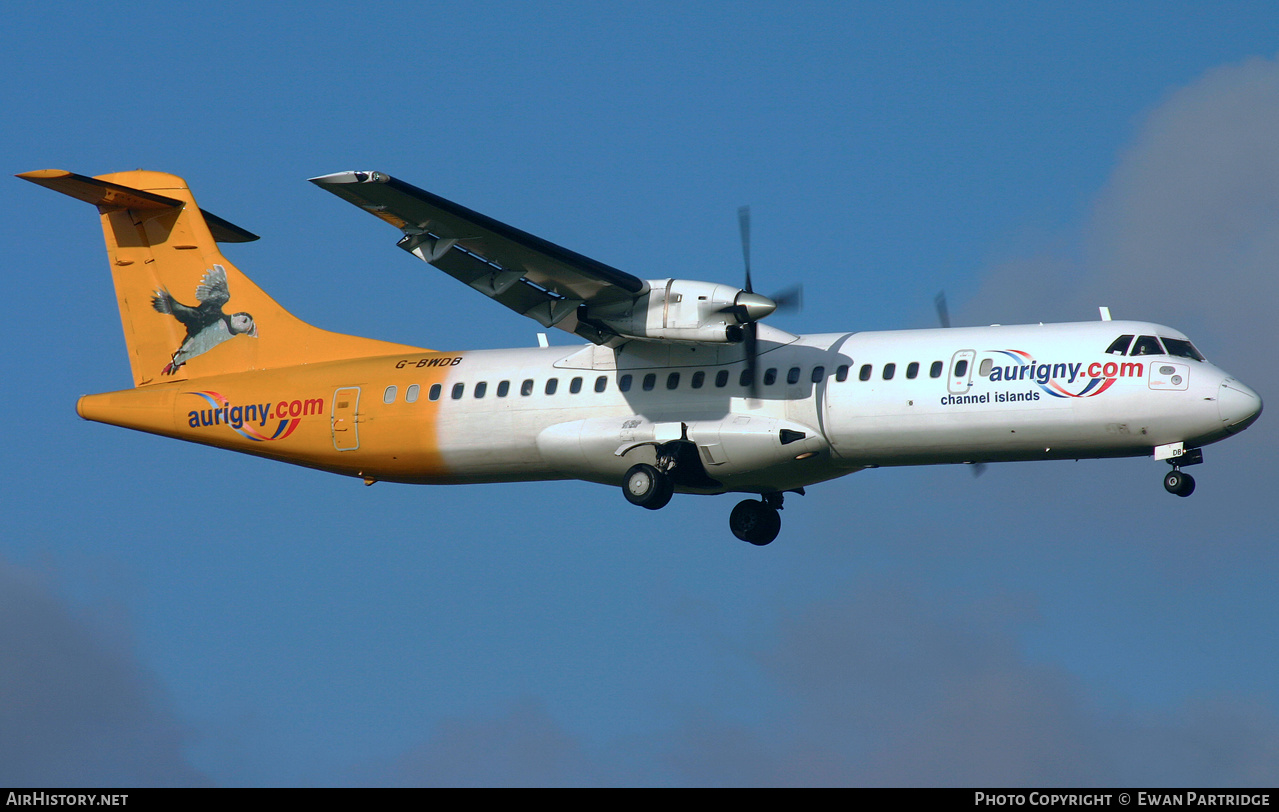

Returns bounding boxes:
[1163,469,1195,497]
[1162,447,1203,498]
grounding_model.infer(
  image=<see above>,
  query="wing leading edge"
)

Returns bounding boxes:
[309,171,648,344]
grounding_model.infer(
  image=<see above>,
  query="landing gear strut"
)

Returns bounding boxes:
[1163,448,1203,498]
[730,492,784,546]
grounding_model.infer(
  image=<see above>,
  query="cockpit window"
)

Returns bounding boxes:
[1105,335,1134,355]
[1161,337,1205,362]
[1129,335,1164,356]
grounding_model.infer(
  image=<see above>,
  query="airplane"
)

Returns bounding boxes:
[19,168,1263,546]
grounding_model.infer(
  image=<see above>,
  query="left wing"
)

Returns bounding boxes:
[309,171,648,344]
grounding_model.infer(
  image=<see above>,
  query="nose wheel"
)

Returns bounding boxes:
[1163,469,1195,497]
[1162,447,1202,498]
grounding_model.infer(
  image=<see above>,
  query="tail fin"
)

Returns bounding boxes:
[18,169,424,386]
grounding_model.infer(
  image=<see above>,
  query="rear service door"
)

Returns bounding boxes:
[331,387,361,451]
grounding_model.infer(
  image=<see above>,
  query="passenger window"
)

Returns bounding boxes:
[595,376,608,393]
[859,364,872,381]
[906,362,919,379]
[811,366,825,383]
[764,368,778,386]
[883,363,896,380]
[715,370,730,387]
[977,358,992,377]
[954,359,968,377]
[930,361,943,378]
[521,379,534,396]
[667,372,680,390]
[643,373,656,391]
[787,367,801,384]
[451,383,465,400]
[835,365,849,382]
[497,381,510,397]
[570,377,583,394]
[545,378,558,395]
[1130,335,1164,356]
[739,368,753,387]
[1106,335,1134,355]
[618,374,633,392]
[691,371,705,389]
[406,384,420,403]
[429,383,442,401]
[383,385,397,404]
[474,382,487,398]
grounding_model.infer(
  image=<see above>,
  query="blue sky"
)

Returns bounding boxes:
[3,1,1279,786]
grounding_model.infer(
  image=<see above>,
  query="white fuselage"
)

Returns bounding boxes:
[384,319,1260,494]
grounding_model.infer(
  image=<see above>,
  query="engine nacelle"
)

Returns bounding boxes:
[585,278,772,343]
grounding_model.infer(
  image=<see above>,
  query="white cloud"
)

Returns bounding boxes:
[969,55,1279,383]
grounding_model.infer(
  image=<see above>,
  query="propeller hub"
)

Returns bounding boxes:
[734,291,777,323]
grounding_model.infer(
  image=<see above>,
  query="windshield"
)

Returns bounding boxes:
[1105,335,1134,355]
[1161,337,1206,362]
[1130,335,1164,356]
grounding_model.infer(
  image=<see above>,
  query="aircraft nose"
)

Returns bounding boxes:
[1219,378,1263,434]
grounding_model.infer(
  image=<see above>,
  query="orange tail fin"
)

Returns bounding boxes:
[19,169,425,386]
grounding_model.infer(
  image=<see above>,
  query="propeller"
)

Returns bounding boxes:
[732,206,803,398]
[739,207,760,398]
[771,284,804,313]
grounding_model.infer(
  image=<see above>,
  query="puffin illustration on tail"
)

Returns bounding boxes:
[152,265,257,375]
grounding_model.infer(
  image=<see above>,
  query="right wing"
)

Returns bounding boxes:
[309,171,649,344]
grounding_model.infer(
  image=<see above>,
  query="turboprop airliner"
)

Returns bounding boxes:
[19,169,1263,545]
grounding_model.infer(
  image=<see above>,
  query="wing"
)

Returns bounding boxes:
[309,171,649,344]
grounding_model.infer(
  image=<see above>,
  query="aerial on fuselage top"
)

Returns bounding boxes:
[19,168,1263,545]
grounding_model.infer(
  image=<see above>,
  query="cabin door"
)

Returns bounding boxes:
[947,350,976,394]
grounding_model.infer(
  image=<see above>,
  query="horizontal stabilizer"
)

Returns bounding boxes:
[17,169,259,243]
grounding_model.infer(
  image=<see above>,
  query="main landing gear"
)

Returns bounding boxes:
[729,493,784,546]
[623,463,674,510]
[620,460,789,546]
[1162,448,1203,498]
